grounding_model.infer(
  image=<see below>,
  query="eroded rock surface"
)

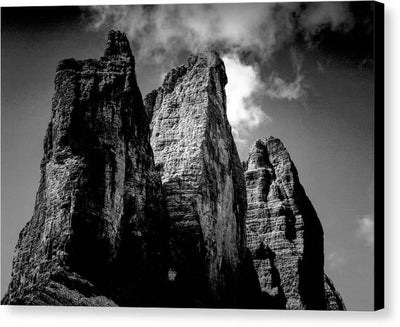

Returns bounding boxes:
[145,52,249,307]
[2,30,169,306]
[245,137,345,310]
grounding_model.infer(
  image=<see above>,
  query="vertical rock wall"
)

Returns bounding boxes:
[146,52,248,306]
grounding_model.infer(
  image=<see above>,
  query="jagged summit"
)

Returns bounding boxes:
[144,50,228,123]
[245,137,345,310]
[247,137,286,171]
[56,30,135,76]
[162,51,226,93]
[104,30,133,58]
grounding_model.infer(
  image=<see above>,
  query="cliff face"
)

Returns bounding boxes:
[145,52,249,307]
[2,31,169,306]
[245,137,345,310]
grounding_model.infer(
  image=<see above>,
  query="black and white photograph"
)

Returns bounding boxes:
[0,0,385,317]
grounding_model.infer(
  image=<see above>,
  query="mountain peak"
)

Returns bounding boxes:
[245,137,344,309]
[104,30,133,58]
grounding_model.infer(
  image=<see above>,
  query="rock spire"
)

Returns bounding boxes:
[145,51,249,307]
[245,137,345,310]
[2,31,169,306]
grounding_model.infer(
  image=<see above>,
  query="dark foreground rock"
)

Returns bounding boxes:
[2,30,169,306]
[245,137,345,310]
[145,52,252,307]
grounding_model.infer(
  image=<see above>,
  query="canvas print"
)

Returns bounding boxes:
[1,2,383,310]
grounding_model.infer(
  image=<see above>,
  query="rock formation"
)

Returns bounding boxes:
[145,52,249,307]
[245,137,345,310]
[2,30,169,306]
[2,30,345,310]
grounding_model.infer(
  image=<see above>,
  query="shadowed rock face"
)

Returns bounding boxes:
[2,30,169,306]
[245,137,345,310]
[145,52,249,307]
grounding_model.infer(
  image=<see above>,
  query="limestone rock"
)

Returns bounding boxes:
[2,31,169,306]
[145,52,249,307]
[245,137,345,310]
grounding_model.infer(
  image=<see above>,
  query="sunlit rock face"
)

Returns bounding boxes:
[245,137,345,310]
[2,30,169,306]
[145,52,251,307]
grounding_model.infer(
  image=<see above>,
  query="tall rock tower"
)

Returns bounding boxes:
[145,52,249,307]
[2,31,169,306]
[245,137,345,310]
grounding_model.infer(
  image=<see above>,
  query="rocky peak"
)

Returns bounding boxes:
[245,137,344,310]
[104,30,133,59]
[2,31,168,306]
[158,51,227,95]
[146,51,249,307]
[247,139,269,170]
[146,50,228,127]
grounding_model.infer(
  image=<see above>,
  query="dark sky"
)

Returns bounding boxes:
[1,2,376,310]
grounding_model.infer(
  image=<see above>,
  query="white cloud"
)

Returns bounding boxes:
[86,4,275,64]
[85,3,354,145]
[223,54,270,145]
[326,252,346,270]
[86,3,354,64]
[317,61,325,73]
[356,214,374,247]
[300,2,354,38]
[265,49,308,101]
[265,72,306,101]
